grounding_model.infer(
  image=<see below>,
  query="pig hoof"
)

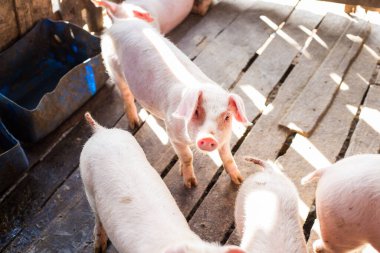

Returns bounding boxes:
[184,176,198,188]
[230,172,244,185]
[128,120,139,130]
[94,246,105,253]
[192,0,213,16]
[313,239,325,253]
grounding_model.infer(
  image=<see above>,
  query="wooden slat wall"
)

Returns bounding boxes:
[0,0,53,51]
[0,0,20,51]
[0,0,103,53]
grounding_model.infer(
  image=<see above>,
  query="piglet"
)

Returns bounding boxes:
[96,8,251,188]
[80,112,245,253]
[302,154,380,253]
[234,158,307,253]
[91,0,212,34]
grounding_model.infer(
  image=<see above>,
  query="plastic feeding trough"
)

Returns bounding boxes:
[0,120,29,194]
[0,19,107,143]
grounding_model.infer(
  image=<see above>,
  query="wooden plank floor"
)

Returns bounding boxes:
[1,0,380,252]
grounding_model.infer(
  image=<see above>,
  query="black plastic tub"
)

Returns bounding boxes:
[0,19,107,143]
[0,120,29,195]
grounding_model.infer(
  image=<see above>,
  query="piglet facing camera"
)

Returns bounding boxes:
[234,158,307,253]
[96,5,250,188]
[80,113,246,253]
[302,154,380,253]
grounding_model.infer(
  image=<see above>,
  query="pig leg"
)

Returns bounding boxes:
[117,79,140,129]
[218,142,243,184]
[192,0,213,16]
[171,141,197,188]
[313,239,352,253]
[313,239,327,253]
[94,215,108,253]
[103,55,139,129]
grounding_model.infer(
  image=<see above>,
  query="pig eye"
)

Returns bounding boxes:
[224,114,230,122]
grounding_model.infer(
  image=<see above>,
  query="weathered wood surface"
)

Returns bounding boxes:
[193,0,299,88]
[301,21,380,253]
[0,0,19,51]
[59,0,103,32]
[13,0,53,34]
[307,87,380,253]
[170,0,254,58]
[1,0,380,252]
[345,85,380,156]
[279,18,371,136]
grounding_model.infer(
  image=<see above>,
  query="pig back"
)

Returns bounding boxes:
[105,19,212,119]
[81,128,195,251]
[235,170,306,253]
[315,154,380,239]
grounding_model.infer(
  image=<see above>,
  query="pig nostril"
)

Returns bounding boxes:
[210,143,214,147]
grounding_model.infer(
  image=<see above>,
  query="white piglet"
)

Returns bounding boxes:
[91,0,212,34]
[91,0,192,34]
[80,112,246,253]
[97,9,251,188]
[302,154,380,253]
[235,158,307,253]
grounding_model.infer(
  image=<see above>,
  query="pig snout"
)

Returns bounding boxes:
[197,137,218,151]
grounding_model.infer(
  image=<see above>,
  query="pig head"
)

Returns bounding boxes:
[166,86,250,187]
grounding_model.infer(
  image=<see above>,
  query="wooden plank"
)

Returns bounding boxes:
[306,25,380,250]
[345,85,380,156]
[132,115,177,175]
[188,11,352,243]
[169,0,254,58]
[0,0,19,51]
[2,170,86,252]
[193,0,299,89]
[279,18,371,136]
[276,21,380,253]
[23,195,94,253]
[14,0,53,34]
[278,16,378,207]
[232,0,329,120]
[0,85,125,251]
[375,67,380,85]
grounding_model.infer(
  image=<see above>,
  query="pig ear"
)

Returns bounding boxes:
[91,0,117,11]
[91,0,118,18]
[172,89,202,123]
[229,94,251,126]
[224,246,246,253]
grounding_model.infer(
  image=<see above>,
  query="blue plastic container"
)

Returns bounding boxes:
[0,120,29,194]
[0,19,107,143]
